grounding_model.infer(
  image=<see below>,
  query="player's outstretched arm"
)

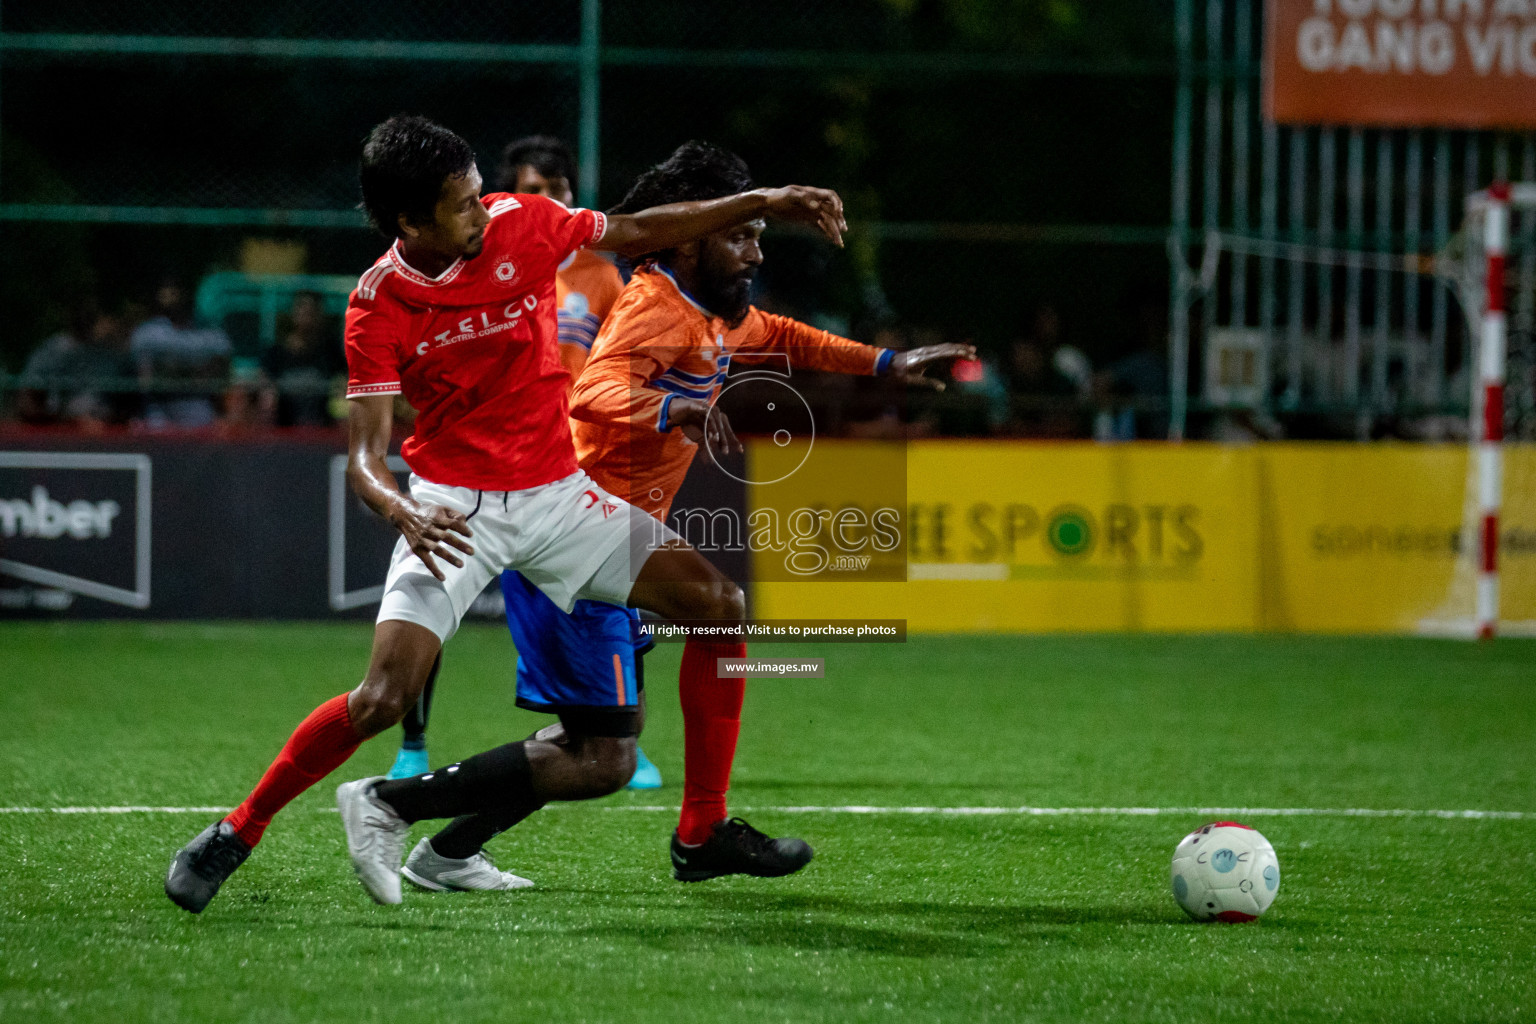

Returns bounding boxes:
[345,395,474,582]
[597,186,848,257]
[885,343,978,391]
[741,310,975,387]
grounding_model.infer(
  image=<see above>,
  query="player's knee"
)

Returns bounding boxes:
[348,687,409,737]
[701,580,745,625]
[572,735,636,796]
[595,738,638,794]
[349,669,422,737]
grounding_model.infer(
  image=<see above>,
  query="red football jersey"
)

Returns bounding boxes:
[345,192,607,491]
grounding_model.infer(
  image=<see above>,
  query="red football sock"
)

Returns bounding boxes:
[677,639,746,846]
[224,693,360,847]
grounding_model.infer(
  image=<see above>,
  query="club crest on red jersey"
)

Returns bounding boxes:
[495,259,518,283]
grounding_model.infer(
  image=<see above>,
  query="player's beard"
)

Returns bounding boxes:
[462,231,486,260]
[698,261,755,328]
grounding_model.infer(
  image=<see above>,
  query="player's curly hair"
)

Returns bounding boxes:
[495,135,576,193]
[609,141,755,261]
[359,115,477,239]
[611,140,754,215]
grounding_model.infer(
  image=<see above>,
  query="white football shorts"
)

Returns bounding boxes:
[376,468,678,643]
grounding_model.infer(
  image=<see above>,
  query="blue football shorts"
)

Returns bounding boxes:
[500,570,652,726]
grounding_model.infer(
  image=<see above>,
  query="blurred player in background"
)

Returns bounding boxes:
[165,115,852,913]
[496,135,626,383]
[387,135,662,790]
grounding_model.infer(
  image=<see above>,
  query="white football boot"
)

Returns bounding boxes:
[401,838,535,892]
[336,776,409,904]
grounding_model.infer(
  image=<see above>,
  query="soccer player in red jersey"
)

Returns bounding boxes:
[385,134,661,789]
[568,142,970,880]
[164,116,851,912]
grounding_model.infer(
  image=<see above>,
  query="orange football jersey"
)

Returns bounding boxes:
[570,264,888,520]
[556,248,625,388]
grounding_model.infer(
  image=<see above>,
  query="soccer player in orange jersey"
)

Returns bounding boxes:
[385,136,663,788]
[569,142,970,880]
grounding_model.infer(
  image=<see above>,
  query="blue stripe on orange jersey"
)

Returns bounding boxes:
[661,364,721,386]
[559,321,601,349]
[647,378,716,399]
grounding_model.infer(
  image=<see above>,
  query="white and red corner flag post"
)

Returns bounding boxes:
[1477,181,1510,640]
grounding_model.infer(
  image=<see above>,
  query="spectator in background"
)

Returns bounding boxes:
[1093,295,1172,441]
[1005,304,1081,437]
[844,321,930,440]
[131,277,232,429]
[946,333,1010,435]
[16,299,129,428]
[261,291,340,427]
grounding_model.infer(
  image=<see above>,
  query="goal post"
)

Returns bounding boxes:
[1444,180,1536,639]
[1185,180,1536,639]
[1473,182,1510,639]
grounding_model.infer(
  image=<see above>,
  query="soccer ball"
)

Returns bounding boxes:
[1169,822,1280,922]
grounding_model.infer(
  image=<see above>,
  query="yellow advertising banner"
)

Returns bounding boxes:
[749,442,1536,634]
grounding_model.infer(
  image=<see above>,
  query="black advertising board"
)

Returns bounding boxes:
[0,436,747,620]
[0,452,151,610]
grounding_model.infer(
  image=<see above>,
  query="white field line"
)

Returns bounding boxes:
[617,805,1535,820]
[0,804,1531,820]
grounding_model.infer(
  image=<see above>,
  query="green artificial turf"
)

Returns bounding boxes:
[1,623,1533,1023]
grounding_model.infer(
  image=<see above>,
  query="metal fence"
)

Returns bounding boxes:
[0,0,1186,413]
[1168,0,1536,440]
[18,2,1530,437]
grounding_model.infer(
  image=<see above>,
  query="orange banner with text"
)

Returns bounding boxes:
[1266,0,1536,130]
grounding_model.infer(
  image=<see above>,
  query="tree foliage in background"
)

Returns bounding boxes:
[877,0,1169,59]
